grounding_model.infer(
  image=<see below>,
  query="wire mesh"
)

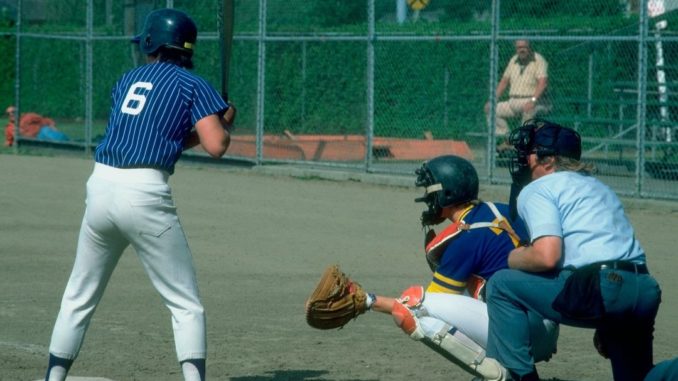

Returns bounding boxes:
[3,0,678,199]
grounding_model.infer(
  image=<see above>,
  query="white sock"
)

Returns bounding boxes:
[47,365,67,381]
[182,361,202,381]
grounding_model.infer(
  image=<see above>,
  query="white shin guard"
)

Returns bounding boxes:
[417,317,507,381]
[391,287,508,380]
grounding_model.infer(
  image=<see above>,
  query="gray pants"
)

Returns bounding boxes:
[485,266,661,381]
[644,357,678,381]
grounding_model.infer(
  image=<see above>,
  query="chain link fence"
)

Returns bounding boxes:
[4,0,678,200]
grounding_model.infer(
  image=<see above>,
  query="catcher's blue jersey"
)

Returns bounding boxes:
[428,202,527,294]
[95,62,228,174]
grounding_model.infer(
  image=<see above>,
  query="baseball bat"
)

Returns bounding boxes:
[218,0,235,102]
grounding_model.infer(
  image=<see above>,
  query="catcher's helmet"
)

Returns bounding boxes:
[131,8,197,56]
[415,155,479,225]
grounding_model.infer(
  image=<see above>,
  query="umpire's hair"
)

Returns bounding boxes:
[155,46,194,69]
[537,155,596,176]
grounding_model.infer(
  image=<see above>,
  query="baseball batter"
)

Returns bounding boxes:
[43,9,234,381]
[305,155,559,380]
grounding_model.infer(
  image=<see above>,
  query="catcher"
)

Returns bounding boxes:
[305,155,559,381]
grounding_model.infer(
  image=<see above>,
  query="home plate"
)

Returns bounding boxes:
[35,377,113,381]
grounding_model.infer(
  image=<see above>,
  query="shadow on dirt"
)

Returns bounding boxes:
[230,369,379,381]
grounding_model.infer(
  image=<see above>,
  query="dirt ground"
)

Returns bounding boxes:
[1,154,676,381]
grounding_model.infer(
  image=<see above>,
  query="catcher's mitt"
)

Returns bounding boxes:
[305,264,368,330]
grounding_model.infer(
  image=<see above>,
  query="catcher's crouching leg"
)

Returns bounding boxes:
[391,286,508,381]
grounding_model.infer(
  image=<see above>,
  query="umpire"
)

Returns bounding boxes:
[485,119,661,381]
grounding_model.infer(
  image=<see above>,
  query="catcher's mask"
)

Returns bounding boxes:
[131,8,197,57]
[415,155,479,226]
[508,119,582,184]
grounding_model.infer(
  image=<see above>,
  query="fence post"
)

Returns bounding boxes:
[301,41,306,130]
[85,0,93,156]
[12,0,21,155]
[635,0,649,197]
[396,0,407,25]
[487,0,500,182]
[587,52,594,118]
[256,0,267,164]
[444,68,449,131]
[365,0,375,172]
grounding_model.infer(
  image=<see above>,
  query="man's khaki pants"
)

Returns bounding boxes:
[490,98,550,137]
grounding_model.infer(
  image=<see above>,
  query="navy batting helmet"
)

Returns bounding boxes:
[131,9,197,56]
[415,155,479,225]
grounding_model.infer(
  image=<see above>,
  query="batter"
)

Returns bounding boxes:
[43,9,235,381]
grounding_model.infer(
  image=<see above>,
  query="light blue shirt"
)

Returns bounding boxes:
[517,171,645,268]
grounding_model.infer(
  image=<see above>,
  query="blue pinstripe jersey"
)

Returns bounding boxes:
[95,62,228,174]
[428,202,528,294]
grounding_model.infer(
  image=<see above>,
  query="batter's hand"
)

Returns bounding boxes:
[223,104,236,130]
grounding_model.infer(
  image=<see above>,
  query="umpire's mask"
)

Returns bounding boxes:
[508,118,582,186]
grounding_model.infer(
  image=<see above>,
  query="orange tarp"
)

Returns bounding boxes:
[225,134,473,162]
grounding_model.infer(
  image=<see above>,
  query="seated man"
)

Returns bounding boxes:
[485,40,551,150]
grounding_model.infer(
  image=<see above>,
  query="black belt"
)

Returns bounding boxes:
[598,261,648,274]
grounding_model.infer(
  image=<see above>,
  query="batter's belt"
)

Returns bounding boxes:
[92,163,169,184]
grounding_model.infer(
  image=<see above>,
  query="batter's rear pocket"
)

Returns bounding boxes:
[552,264,605,320]
[129,196,176,237]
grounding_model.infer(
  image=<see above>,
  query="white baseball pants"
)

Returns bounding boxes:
[420,292,558,362]
[48,163,206,362]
